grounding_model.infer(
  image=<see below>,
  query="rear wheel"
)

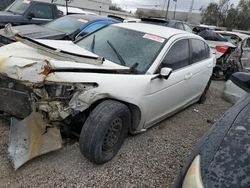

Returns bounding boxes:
[212,67,222,80]
[198,79,211,104]
[79,100,131,164]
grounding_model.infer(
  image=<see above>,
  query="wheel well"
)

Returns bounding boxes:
[90,98,142,133]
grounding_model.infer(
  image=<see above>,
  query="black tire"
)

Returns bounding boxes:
[79,100,131,164]
[212,67,221,80]
[198,78,211,104]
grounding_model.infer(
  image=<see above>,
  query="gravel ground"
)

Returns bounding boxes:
[0,81,232,188]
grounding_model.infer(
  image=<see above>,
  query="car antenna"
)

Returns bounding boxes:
[65,0,71,15]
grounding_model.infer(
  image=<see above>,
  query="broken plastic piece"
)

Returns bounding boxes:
[8,112,62,170]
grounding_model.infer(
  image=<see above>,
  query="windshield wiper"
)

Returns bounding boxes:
[91,35,95,52]
[107,40,126,66]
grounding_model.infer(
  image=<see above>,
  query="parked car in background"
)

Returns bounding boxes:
[0,14,119,46]
[57,5,98,16]
[198,29,236,60]
[215,31,249,46]
[176,86,250,188]
[198,29,236,79]
[224,72,250,103]
[0,0,63,29]
[0,23,214,169]
[192,24,216,34]
[226,35,250,72]
[123,18,141,23]
[141,18,193,33]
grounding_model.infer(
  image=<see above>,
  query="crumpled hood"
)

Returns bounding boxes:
[0,40,128,84]
[0,24,66,40]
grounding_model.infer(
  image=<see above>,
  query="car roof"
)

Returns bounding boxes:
[61,14,118,22]
[141,18,185,24]
[215,31,249,40]
[114,23,189,39]
[57,5,98,16]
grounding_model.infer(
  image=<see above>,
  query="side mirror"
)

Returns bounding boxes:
[160,67,172,79]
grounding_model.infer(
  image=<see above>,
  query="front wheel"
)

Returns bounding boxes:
[79,100,131,164]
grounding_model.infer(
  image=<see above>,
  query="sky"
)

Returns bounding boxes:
[111,0,240,13]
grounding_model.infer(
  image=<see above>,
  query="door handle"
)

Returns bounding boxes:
[184,73,193,80]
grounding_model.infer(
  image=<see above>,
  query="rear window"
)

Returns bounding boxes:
[191,39,210,63]
[219,33,241,45]
[199,30,227,42]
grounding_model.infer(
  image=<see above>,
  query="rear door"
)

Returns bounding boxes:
[188,38,213,101]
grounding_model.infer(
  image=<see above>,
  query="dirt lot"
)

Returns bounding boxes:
[0,81,232,188]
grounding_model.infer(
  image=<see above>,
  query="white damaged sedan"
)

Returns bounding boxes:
[0,23,214,169]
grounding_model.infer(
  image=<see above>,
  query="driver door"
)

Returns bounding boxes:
[144,39,192,127]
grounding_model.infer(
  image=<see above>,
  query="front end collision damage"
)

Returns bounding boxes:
[0,26,109,169]
[0,25,146,169]
[0,67,105,169]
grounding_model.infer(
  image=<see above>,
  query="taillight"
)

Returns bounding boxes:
[215,46,229,54]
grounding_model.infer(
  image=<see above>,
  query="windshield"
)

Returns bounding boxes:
[76,26,165,73]
[45,16,89,34]
[5,0,30,15]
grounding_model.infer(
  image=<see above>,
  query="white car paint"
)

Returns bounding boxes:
[0,23,214,132]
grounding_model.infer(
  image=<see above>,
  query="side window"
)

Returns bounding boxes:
[30,4,53,19]
[82,21,108,33]
[176,23,184,30]
[191,39,210,64]
[243,38,250,48]
[162,39,190,70]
